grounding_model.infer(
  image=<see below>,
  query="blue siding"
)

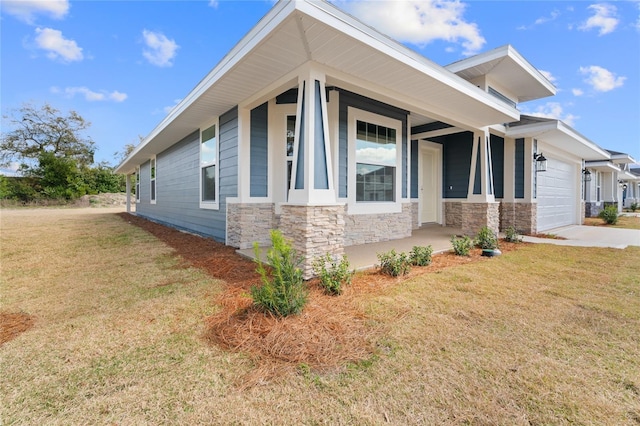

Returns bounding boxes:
[490,134,504,199]
[250,103,268,197]
[138,160,151,204]
[410,140,419,199]
[473,141,482,195]
[314,80,328,189]
[296,83,306,190]
[136,106,238,242]
[515,138,525,199]
[402,139,408,198]
[337,89,408,199]
[435,131,473,199]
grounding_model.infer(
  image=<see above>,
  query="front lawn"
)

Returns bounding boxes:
[584,215,640,230]
[1,208,639,424]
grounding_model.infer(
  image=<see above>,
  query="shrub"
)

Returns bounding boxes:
[377,249,411,277]
[409,245,433,266]
[312,253,354,295]
[630,202,638,212]
[598,205,619,225]
[504,226,523,243]
[474,226,499,250]
[451,235,472,256]
[250,230,308,317]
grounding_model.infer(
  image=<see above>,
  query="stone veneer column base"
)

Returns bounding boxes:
[499,202,537,235]
[226,203,276,249]
[461,202,500,236]
[279,204,346,279]
[343,203,413,246]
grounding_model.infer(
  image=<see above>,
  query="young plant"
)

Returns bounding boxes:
[599,205,619,225]
[629,202,638,212]
[474,226,499,250]
[250,230,308,317]
[377,249,411,277]
[409,245,433,266]
[312,253,354,296]
[451,235,472,256]
[504,226,523,243]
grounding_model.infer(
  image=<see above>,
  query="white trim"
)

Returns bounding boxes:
[135,166,140,203]
[418,141,443,224]
[347,107,403,215]
[150,155,157,204]
[199,117,220,210]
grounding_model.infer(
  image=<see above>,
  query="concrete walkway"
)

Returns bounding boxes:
[522,225,640,249]
[344,224,462,270]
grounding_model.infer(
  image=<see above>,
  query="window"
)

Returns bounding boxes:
[150,157,156,203]
[355,120,397,202]
[200,122,218,209]
[286,115,296,200]
[596,171,601,202]
[135,166,140,202]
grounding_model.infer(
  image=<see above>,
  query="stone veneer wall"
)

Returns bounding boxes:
[499,202,537,235]
[343,203,413,247]
[226,203,276,249]
[411,201,420,230]
[461,202,500,236]
[279,204,346,279]
[444,201,462,228]
[585,201,618,218]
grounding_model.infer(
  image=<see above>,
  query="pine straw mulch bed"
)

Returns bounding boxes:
[115,213,522,385]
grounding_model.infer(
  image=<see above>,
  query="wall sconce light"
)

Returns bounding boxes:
[534,152,547,172]
[582,169,591,182]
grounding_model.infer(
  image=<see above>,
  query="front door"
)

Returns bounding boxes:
[420,149,438,223]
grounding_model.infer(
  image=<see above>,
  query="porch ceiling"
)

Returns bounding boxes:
[585,161,620,172]
[117,0,518,175]
[505,118,609,161]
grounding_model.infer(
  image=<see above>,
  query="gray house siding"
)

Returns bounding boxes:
[410,140,419,199]
[515,138,525,199]
[138,160,151,204]
[136,107,238,242]
[431,132,473,199]
[490,134,504,199]
[337,89,409,199]
[250,103,268,197]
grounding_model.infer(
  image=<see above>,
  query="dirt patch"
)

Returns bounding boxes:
[0,312,35,346]
[119,213,520,384]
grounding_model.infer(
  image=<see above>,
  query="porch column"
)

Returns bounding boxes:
[461,128,499,235]
[125,174,132,213]
[281,65,343,279]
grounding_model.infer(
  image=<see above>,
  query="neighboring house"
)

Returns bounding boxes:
[584,150,638,215]
[627,167,640,208]
[115,0,629,276]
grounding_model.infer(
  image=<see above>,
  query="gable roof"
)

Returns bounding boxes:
[446,45,556,103]
[116,0,519,174]
[505,115,609,161]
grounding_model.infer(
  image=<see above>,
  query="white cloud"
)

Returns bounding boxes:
[518,9,560,30]
[208,0,219,8]
[539,70,557,84]
[163,99,182,114]
[51,86,128,102]
[356,147,396,166]
[522,102,578,126]
[34,27,83,62]
[579,65,625,92]
[579,3,619,35]
[572,88,584,96]
[337,0,485,55]
[1,0,69,24]
[142,30,179,67]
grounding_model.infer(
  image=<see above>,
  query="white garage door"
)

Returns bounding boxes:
[537,158,577,232]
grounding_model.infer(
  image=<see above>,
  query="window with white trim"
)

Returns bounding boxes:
[596,171,601,202]
[135,166,140,202]
[200,121,219,209]
[150,157,156,203]
[356,120,397,202]
[286,115,296,200]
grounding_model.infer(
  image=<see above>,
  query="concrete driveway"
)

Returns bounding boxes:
[522,225,640,249]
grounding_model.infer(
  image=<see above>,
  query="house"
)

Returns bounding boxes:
[584,150,638,215]
[115,0,623,277]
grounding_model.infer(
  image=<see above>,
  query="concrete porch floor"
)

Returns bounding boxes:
[237,224,461,271]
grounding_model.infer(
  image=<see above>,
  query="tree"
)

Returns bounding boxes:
[1,102,95,169]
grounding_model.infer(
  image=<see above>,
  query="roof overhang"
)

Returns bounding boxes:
[445,45,556,103]
[116,0,518,174]
[505,117,609,161]
[609,153,636,164]
[584,161,620,173]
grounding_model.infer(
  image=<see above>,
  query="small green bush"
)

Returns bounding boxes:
[474,226,499,250]
[451,235,472,256]
[599,205,619,225]
[250,230,308,317]
[377,249,411,277]
[504,226,523,243]
[312,253,354,295]
[630,202,638,212]
[409,245,433,266]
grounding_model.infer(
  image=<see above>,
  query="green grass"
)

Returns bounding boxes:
[1,208,639,424]
[584,215,640,230]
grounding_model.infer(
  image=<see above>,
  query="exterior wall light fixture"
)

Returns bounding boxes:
[582,168,592,182]
[534,152,547,172]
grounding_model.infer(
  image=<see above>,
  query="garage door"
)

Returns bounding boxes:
[537,158,577,232]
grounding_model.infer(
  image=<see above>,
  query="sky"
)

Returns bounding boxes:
[1,0,639,169]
